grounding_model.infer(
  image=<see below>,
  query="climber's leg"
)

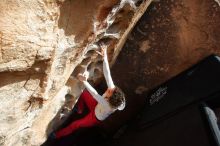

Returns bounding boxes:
[55,110,100,138]
[75,89,97,113]
[75,90,87,114]
[80,90,98,111]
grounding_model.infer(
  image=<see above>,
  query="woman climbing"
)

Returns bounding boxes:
[50,46,126,139]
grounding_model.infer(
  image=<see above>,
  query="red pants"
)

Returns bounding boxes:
[55,90,100,138]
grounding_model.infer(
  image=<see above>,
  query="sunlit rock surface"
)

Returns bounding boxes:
[0,0,153,145]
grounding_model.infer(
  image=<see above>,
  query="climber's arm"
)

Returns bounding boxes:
[102,48,115,89]
[83,81,101,99]
[82,80,108,105]
[77,73,106,104]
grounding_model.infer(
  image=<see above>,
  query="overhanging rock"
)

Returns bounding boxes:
[0,0,153,145]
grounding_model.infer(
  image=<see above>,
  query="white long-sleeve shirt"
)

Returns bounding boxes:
[103,51,115,89]
[82,51,116,121]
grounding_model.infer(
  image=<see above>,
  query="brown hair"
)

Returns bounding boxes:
[108,86,125,109]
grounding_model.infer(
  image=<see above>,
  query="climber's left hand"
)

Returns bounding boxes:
[77,73,87,82]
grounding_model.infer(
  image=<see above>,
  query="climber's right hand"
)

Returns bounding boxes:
[96,45,107,59]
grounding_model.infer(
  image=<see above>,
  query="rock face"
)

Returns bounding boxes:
[96,0,220,138]
[0,0,153,145]
[112,0,220,100]
[1,0,220,145]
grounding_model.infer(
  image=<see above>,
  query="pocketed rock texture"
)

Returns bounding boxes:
[0,0,153,145]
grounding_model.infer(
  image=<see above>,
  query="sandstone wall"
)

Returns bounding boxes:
[0,0,153,145]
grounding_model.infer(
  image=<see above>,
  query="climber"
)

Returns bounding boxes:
[49,46,126,139]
